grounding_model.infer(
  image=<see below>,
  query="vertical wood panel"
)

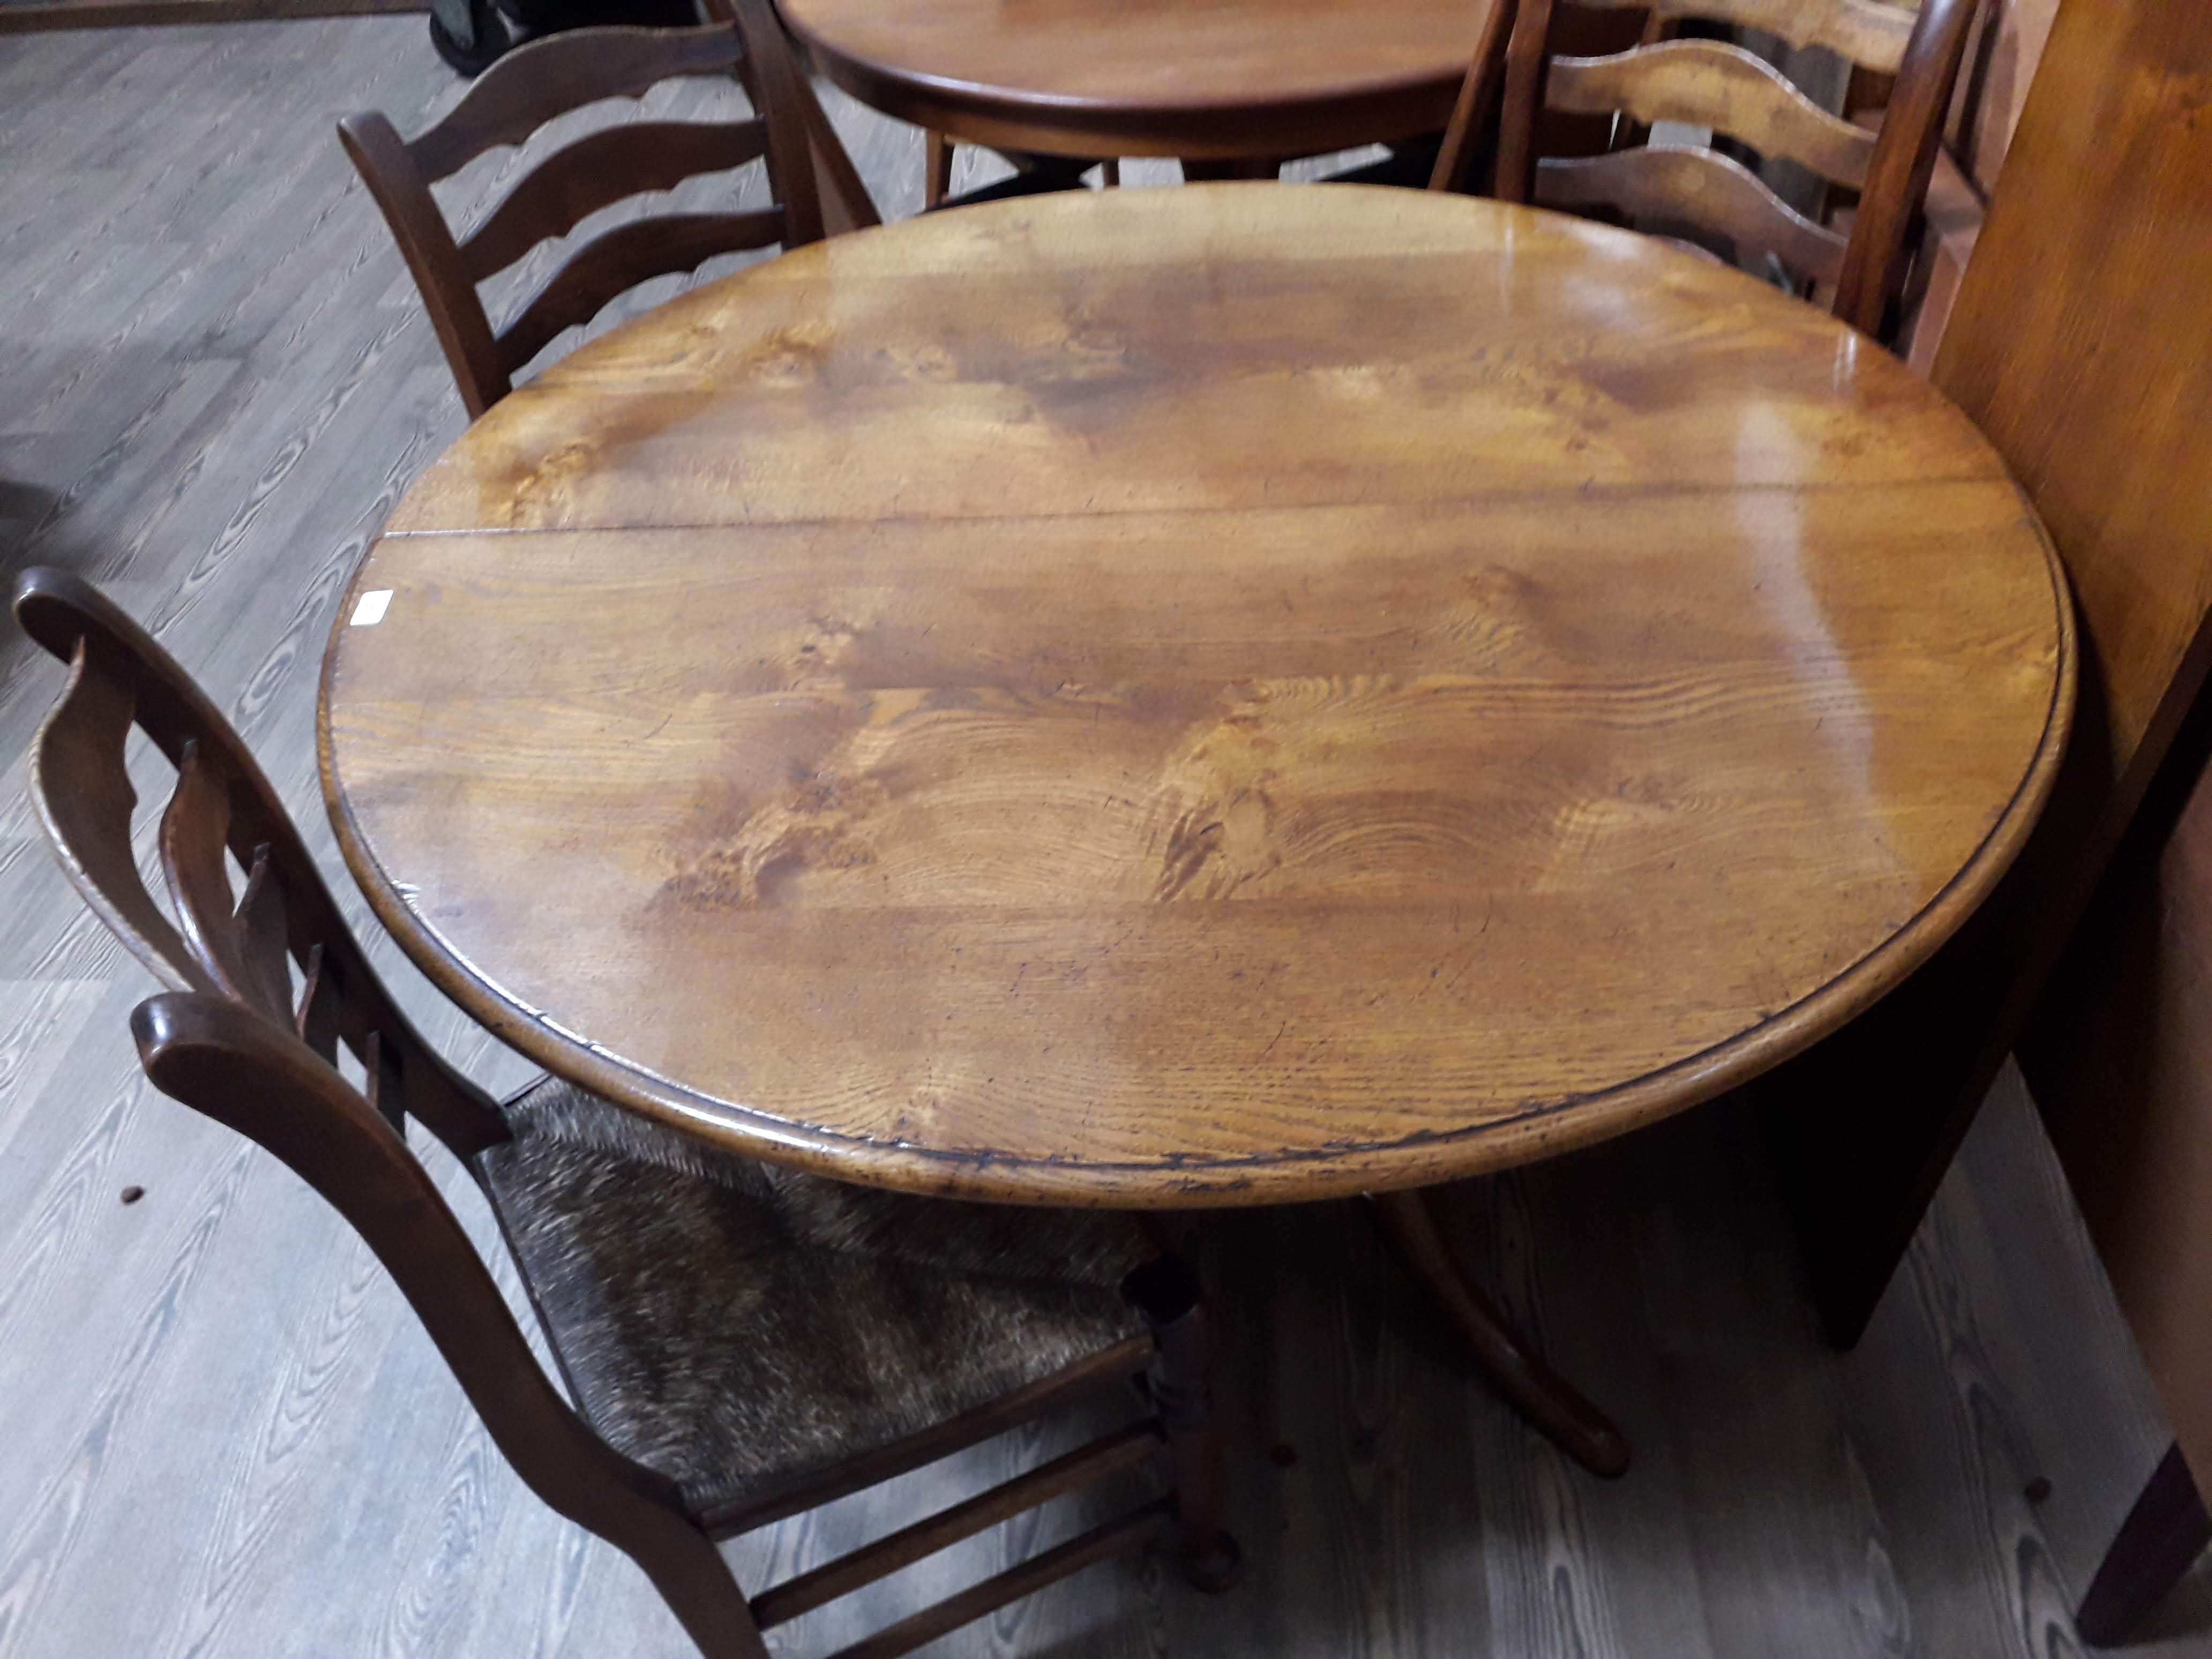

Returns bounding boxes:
[1943,0,2212,1497]
[1769,0,2212,1380]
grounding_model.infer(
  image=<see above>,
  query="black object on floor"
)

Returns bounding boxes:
[429,0,696,77]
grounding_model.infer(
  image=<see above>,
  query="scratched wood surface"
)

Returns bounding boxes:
[327,184,2069,1205]
[0,18,2201,1658]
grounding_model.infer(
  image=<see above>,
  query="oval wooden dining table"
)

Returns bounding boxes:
[775,0,1504,165]
[323,185,2072,1479]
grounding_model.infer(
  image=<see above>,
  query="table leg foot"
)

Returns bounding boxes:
[1371,1187,1631,1478]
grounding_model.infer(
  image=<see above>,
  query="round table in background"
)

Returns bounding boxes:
[322,186,2071,1472]
[774,0,1503,163]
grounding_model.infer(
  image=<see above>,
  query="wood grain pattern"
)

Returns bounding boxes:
[776,0,1506,161]
[320,184,2071,1206]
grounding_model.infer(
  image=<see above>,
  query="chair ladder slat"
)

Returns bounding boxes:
[1534,145,1849,284]
[457,118,770,283]
[750,1421,1165,1631]
[33,639,208,993]
[407,25,748,183]
[1566,0,1919,73]
[824,1497,1177,1659]
[362,1028,405,1136]
[230,844,299,1025]
[1549,41,1878,188]
[492,208,786,373]
[161,742,293,1018]
[294,940,342,1061]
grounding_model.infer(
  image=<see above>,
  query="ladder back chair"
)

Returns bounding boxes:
[12,565,1237,1659]
[342,13,827,420]
[1482,0,1977,336]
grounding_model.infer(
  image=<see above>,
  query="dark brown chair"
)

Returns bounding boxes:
[1475,0,1977,337]
[341,14,827,420]
[12,564,1236,1659]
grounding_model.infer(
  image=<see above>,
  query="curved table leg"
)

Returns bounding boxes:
[1371,1188,1631,1478]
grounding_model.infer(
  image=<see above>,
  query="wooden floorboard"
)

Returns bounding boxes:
[0,18,2202,1656]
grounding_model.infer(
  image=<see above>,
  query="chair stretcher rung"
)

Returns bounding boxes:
[823,1496,1177,1659]
[750,1418,1164,1630]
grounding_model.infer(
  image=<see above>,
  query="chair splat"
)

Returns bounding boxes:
[342,17,827,417]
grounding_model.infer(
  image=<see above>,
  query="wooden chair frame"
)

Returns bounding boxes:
[1483,0,1977,336]
[341,12,826,419]
[14,565,1234,1659]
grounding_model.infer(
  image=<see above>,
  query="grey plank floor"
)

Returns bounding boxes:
[0,19,2204,1656]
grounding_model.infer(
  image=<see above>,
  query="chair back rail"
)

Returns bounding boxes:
[456,120,771,280]
[1536,146,1849,281]
[495,208,787,370]
[341,13,824,419]
[1546,40,1878,185]
[406,25,753,181]
[14,566,505,1157]
[1565,0,1919,69]
[1489,0,1975,335]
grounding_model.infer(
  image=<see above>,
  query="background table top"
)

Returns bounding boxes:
[775,0,1499,158]
[325,186,2071,1207]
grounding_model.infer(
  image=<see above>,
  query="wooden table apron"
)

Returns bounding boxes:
[320,186,2074,1209]
[773,0,1499,160]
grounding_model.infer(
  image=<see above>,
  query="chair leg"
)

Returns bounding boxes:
[2079,1443,2212,1647]
[924,129,954,208]
[1100,158,1120,188]
[626,1513,774,1659]
[1371,1187,1631,1478]
[1123,1255,1243,1593]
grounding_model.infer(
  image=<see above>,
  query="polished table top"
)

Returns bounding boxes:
[323,186,2072,1207]
[775,0,1501,160]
